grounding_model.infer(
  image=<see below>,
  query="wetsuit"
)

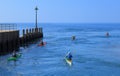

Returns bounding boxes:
[66,53,72,60]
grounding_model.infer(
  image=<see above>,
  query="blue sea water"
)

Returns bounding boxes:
[1,23,120,76]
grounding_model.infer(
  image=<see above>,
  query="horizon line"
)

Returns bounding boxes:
[0,22,120,24]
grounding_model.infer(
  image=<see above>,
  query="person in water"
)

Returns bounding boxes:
[106,32,109,37]
[66,52,72,60]
[12,51,17,57]
[72,36,75,40]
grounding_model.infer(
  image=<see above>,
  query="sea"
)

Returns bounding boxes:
[0,23,120,76]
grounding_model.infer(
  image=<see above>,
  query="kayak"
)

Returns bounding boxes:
[8,54,21,61]
[7,54,21,61]
[38,42,47,46]
[65,58,72,66]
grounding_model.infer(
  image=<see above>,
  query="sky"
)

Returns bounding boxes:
[0,0,120,23]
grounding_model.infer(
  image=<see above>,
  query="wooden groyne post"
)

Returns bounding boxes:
[19,27,43,46]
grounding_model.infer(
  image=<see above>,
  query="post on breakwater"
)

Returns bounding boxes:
[19,27,43,46]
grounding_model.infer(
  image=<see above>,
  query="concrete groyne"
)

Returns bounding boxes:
[0,30,19,55]
[0,24,43,55]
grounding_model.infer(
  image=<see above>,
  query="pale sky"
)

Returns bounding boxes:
[0,0,120,23]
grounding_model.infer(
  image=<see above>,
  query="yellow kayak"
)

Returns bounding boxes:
[65,58,72,66]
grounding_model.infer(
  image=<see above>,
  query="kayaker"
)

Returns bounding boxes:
[41,41,44,45]
[12,51,17,57]
[66,52,72,60]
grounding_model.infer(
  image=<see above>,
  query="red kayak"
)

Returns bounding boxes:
[38,42,47,46]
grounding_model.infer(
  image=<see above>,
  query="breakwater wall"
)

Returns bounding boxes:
[0,27,43,55]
